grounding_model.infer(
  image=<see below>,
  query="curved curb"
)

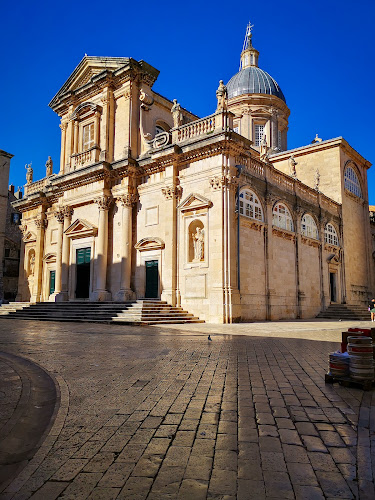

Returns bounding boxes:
[0,353,69,497]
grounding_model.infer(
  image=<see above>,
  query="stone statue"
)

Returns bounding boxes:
[25,163,33,184]
[46,156,53,177]
[193,227,204,261]
[29,254,35,276]
[259,135,269,161]
[216,80,227,112]
[315,168,320,190]
[311,133,322,144]
[171,99,183,128]
[289,155,297,178]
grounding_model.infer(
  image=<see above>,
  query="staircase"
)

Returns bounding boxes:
[316,304,371,321]
[0,300,203,325]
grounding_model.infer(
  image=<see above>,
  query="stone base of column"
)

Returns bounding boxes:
[92,290,111,302]
[115,289,136,302]
[161,289,176,306]
[53,292,69,302]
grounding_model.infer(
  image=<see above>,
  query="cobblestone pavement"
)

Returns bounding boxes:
[0,318,374,500]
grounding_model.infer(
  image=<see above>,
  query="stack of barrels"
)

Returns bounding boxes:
[329,352,350,378]
[347,336,374,382]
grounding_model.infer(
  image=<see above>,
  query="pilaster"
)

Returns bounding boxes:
[93,195,112,301]
[57,206,74,302]
[31,215,47,303]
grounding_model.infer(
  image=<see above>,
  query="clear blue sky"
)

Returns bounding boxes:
[2,0,374,204]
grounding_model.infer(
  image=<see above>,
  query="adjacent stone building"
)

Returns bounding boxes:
[13,26,374,322]
[3,186,22,301]
[0,150,14,301]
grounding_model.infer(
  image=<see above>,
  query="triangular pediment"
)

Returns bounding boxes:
[134,237,165,251]
[49,56,131,109]
[23,231,36,243]
[178,193,213,212]
[327,253,340,264]
[65,219,98,239]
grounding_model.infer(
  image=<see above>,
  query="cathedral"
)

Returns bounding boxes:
[13,25,374,323]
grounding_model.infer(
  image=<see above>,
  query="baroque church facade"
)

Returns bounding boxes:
[13,26,374,323]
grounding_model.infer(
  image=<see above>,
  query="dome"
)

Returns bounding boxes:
[227,66,286,103]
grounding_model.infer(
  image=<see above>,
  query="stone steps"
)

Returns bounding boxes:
[316,304,371,321]
[0,300,203,325]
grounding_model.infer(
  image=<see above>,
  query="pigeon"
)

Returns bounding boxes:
[208,335,212,341]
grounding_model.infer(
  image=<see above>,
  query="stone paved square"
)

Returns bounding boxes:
[0,318,374,499]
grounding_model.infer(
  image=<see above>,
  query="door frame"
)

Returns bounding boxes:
[69,237,95,301]
[136,249,163,299]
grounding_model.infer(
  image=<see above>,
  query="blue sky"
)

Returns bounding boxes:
[2,0,375,204]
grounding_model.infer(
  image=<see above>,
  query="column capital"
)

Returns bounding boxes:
[117,193,139,207]
[35,217,48,230]
[54,208,65,224]
[162,185,183,200]
[63,206,74,219]
[95,195,113,211]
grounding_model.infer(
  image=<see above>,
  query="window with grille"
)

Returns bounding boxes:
[301,214,319,239]
[325,223,339,246]
[273,203,294,231]
[344,166,362,198]
[155,125,165,135]
[254,124,264,147]
[239,190,263,221]
[82,123,94,151]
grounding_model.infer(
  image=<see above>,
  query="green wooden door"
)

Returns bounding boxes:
[76,248,91,298]
[49,270,56,295]
[145,260,159,298]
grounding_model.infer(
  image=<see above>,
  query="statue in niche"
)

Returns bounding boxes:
[260,135,269,161]
[171,99,183,128]
[46,156,53,177]
[193,227,204,261]
[216,80,227,112]
[25,163,33,184]
[29,254,35,276]
[289,155,298,178]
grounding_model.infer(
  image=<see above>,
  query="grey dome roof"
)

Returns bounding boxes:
[227,66,286,102]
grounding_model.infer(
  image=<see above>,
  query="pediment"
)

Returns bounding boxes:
[178,193,213,213]
[65,219,98,239]
[327,253,340,264]
[134,237,165,251]
[23,231,36,243]
[49,56,131,110]
[43,252,56,263]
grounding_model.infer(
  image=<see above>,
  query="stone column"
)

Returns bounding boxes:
[53,209,65,297]
[74,120,79,154]
[15,227,26,301]
[161,180,181,306]
[31,216,47,303]
[116,194,137,301]
[59,122,67,174]
[271,109,278,150]
[58,206,74,302]
[93,195,112,301]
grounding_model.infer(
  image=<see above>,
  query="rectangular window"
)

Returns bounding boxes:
[4,248,10,258]
[254,124,264,146]
[278,130,282,150]
[82,123,94,151]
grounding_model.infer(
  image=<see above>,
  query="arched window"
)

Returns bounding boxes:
[155,125,165,135]
[239,189,263,221]
[325,223,339,246]
[344,166,362,198]
[273,203,294,231]
[301,214,319,239]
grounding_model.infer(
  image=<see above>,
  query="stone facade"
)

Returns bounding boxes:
[12,30,374,322]
[3,186,22,300]
[0,150,13,301]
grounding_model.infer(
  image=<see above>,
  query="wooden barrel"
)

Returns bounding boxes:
[329,353,349,377]
[347,336,374,381]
